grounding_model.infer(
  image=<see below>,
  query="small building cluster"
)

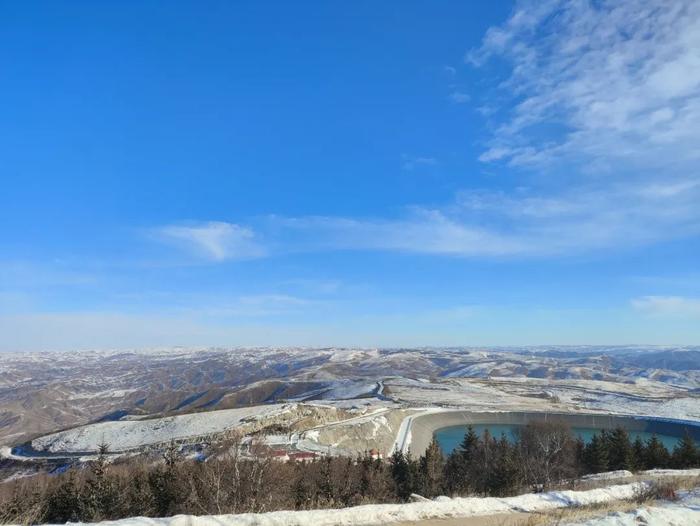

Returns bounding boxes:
[268,449,319,462]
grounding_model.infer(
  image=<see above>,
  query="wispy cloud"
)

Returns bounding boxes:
[155,221,266,261]
[401,155,438,171]
[448,91,470,104]
[272,176,700,257]
[457,0,700,255]
[470,0,700,170]
[631,296,700,319]
[153,168,700,261]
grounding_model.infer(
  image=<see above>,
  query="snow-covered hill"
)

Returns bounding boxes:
[2,346,699,448]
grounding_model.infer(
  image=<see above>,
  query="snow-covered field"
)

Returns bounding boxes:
[31,404,289,453]
[27,482,700,526]
[563,489,700,525]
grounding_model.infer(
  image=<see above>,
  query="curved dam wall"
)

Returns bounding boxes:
[405,411,700,458]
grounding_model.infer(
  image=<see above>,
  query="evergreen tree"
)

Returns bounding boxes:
[607,427,633,471]
[574,437,586,474]
[644,435,671,469]
[418,438,444,497]
[389,450,414,501]
[459,426,479,463]
[83,442,118,521]
[45,472,81,524]
[583,433,608,473]
[671,432,699,468]
[485,434,519,496]
[444,426,479,495]
[149,441,186,516]
[631,437,645,471]
[474,429,495,494]
[318,457,336,505]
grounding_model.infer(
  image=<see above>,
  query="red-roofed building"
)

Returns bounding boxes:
[289,451,317,462]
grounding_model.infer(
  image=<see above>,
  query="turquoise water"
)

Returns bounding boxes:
[435,424,683,455]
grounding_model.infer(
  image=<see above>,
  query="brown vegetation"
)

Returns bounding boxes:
[0,421,697,525]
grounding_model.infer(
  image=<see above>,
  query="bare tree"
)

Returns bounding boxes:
[517,420,577,491]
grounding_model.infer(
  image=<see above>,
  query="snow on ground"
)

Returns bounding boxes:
[580,468,700,482]
[562,488,700,525]
[643,468,700,478]
[581,471,635,482]
[319,380,378,400]
[36,482,661,526]
[31,404,289,453]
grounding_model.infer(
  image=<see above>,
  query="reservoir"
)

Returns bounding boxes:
[435,423,684,455]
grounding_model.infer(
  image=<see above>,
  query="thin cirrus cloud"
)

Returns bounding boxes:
[155,172,700,261]
[448,91,470,104]
[401,155,438,171]
[155,221,266,261]
[469,0,700,170]
[631,296,700,319]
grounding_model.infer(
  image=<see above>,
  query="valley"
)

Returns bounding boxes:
[1,346,698,478]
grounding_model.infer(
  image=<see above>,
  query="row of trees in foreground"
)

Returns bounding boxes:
[0,421,697,524]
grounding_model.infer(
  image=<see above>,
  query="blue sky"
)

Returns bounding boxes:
[2,0,700,350]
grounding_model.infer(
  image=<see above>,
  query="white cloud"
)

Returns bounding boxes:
[455,0,700,256]
[631,296,700,318]
[449,91,470,104]
[470,0,700,170]
[275,212,526,257]
[153,170,700,260]
[156,221,265,261]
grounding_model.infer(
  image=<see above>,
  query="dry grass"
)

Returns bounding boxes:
[517,477,696,526]
[520,500,642,526]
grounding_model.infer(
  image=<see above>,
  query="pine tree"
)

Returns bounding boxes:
[607,427,633,471]
[644,435,671,469]
[583,433,608,473]
[671,432,699,468]
[149,441,186,516]
[631,437,645,471]
[418,438,444,497]
[485,434,519,496]
[83,442,118,521]
[574,437,586,474]
[389,450,412,501]
[444,426,478,495]
[45,472,81,524]
[459,426,479,463]
[474,428,495,494]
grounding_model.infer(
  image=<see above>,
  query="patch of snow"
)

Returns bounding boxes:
[561,488,700,525]
[581,470,634,482]
[642,468,700,478]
